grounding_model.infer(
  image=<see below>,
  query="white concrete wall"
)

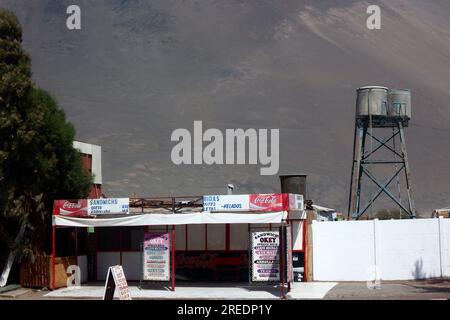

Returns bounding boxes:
[122,252,141,281]
[73,140,102,184]
[312,221,375,281]
[312,218,449,281]
[376,219,441,280]
[96,252,142,281]
[442,218,450,277]
[97,252,119,280]
[77,255,88,283]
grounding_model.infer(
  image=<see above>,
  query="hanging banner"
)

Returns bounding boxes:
[251,231,280,282]
[143,232,171,281]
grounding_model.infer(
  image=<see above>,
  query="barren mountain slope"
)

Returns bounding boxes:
[2,0,450,214]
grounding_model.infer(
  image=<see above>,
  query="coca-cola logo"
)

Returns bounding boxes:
[250,194,283,211]
[55,199,88,216]
[253,195,278,204]
[62,201,82,209]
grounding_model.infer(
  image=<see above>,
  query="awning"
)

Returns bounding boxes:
[52,211,288,227]
[312,205,336,213]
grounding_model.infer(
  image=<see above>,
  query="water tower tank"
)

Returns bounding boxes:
[388,89,411,119]
[356,86,389,118]
[279,174,307,198]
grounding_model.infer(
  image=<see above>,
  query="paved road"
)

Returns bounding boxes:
[1,279,449,300]
[324,279,450,300]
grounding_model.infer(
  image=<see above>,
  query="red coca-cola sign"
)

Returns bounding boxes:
[249,194,286,211]
[53,199,88,217]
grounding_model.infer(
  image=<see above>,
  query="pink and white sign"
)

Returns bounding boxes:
[143,232,171,281]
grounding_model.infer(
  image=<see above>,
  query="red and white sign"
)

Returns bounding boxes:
[53,198,130,216]
[250,194,285,211]
[288,193,304,211]
[53,199,88,217]
[103,265,131,300]
[203,193,303,212]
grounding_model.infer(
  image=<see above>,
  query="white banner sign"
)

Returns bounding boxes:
[203,195,250,212]
[251,231,280,282]
[88,198,129,215]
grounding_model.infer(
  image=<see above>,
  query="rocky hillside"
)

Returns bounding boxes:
[2,0,450,215]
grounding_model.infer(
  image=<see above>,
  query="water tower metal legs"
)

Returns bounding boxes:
[348,121,416,219]
[398,122,416,216]
[347,126,367,219]
[347,125,358,219]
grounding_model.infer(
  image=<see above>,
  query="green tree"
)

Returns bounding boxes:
[0,9,92,263]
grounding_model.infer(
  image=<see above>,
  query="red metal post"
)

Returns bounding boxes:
[281,226,285,299]
[51,226,56,290]
[171,225,176,291]
[303,220,308,282]
[287,221,291,293]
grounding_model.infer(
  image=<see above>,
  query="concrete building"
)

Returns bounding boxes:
[73,141,102,198]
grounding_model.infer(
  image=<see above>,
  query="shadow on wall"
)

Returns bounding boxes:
[412,258,426,280]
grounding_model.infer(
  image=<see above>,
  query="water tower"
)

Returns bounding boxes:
[347,86,416,219]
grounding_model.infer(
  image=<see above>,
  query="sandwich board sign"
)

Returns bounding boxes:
[103,265,131,300]
[250,231,280,282]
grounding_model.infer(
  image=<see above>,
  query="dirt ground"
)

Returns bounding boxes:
[0,279,449,300]
[324,279,450,300]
